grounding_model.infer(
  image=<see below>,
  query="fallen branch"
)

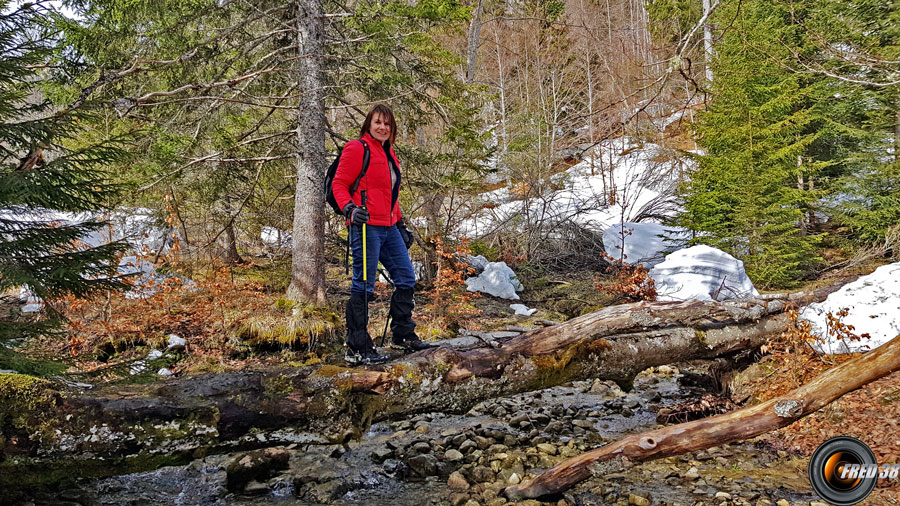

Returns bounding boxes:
[504,332,900,500]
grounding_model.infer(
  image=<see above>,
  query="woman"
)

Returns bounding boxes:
[332,104,435,365]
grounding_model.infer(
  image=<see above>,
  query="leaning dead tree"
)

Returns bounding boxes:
[0,284,846,489]
[504,332,900,500]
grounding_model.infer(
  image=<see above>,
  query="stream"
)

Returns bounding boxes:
[38,369,822,506]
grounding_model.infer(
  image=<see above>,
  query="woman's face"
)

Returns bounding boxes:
[369,113,392,144]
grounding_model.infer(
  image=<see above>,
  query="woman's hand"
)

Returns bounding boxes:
[396,220,414,249]
[343,203,369,225]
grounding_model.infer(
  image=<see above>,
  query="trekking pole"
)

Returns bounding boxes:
[380,313,391,347]
[361,190,369,335]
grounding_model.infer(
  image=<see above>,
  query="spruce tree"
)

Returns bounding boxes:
[675,0,865,287]
[0,2,127,340]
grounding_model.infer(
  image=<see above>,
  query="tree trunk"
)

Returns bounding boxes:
[703,0,714,83]
[466,0,485,85]
[287,0,327,303]
[505,332,900,500]
[220,221,244,264]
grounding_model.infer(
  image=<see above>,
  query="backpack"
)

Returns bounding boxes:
[324,139,370,215]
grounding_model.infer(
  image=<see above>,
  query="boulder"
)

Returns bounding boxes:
[226,447,291,492]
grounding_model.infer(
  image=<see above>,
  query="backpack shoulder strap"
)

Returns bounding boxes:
[348,139,370,196]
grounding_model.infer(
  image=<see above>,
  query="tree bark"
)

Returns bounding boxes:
[703,0,714,83]
[220,221,244,264]
[505,332,900,500]
[0,285,850,487]
[466,0,485,85]
[287,0,327,303]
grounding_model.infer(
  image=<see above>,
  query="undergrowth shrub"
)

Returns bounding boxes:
[596,252,657,302]
[420,237,481,336]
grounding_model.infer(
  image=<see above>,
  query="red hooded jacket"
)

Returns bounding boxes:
[332,132,403,226]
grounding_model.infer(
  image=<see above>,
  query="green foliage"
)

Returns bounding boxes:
[57,0,489,265]
[674,0,868,287]
[0,2,128,340]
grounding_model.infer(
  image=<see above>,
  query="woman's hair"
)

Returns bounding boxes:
[360,104,397,145]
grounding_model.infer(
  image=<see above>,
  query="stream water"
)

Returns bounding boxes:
[54,369,822,506]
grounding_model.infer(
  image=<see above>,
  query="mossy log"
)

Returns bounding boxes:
[0,285,843,492]
[504,332,900,500]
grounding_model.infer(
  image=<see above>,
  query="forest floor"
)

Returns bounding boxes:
[5,254,900,505]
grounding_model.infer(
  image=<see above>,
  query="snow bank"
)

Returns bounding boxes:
[457,137,692,238]
[650,245,760,301]
[801,262,900,354]
[465,261,523,300]
[603,222,689,268]
[2,208,188,306]
[0,207,172,253]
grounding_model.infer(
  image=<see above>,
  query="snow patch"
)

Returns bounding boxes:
[649,245,760,301]
[510,304,536,316]
[603,222,689,268]
[801,262,900,354]
[457,137,692,238]
[465,261,524,300]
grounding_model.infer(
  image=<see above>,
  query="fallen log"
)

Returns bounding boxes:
[0,285,845,492]
[504,332,900,500]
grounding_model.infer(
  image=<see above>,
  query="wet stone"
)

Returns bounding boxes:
[242,480,269,495]
[683,466,701,480]
[445,449,465,462]
[406,454,439,477]
[628,493,651,506]
[487,444,508,455]
[474,435,493,449]
[448,493,468,506]
[471,466,494,483]
[411,441,432,454]
[226,447,291,492]
[370,446,393,463]
[536,443,557,455]
[459,439,478,454]
[448,471,469,491]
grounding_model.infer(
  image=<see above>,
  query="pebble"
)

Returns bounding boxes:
[776,501,789,506]
[448,471,469,491]
[460,440,477,454]
[445,449,464,462]
[507,472,521,485]
[628,493,651,506]
[683,466,700,480]
[471,466,494,482]
[715,491,732,501]
[411,441,432,454]
[536,443,557,455]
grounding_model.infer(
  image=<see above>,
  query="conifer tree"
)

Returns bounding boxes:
[0,1,126,339]
[675,0,865,287]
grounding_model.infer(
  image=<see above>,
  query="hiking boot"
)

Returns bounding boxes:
[391,335,436,351]
[345,347,390,366]
[346,290,376,349]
